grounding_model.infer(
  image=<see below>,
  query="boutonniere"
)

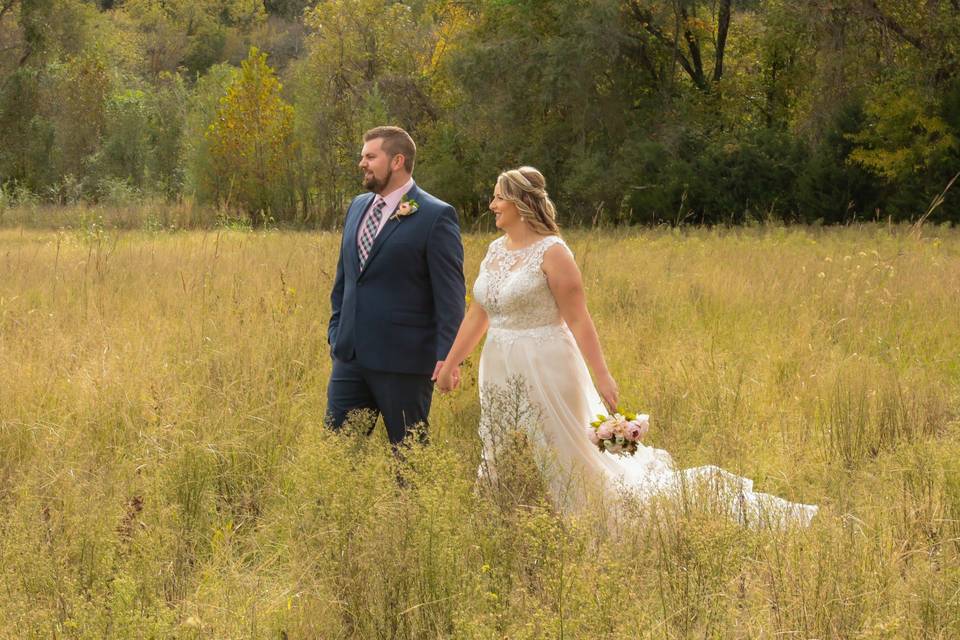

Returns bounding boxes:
[390,196,420,221]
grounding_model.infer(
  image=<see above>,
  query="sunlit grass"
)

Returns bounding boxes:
[0,219,958,637]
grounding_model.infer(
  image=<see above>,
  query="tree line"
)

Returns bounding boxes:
[1,0,959,227]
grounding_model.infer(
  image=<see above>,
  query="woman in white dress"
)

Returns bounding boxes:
[435,167,817,526]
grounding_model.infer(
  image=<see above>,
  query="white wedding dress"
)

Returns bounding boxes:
[472,235,818,526]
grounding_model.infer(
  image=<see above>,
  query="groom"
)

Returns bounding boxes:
[326,126,466,444]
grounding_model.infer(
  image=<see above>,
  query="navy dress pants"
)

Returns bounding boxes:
[326,356,434,444]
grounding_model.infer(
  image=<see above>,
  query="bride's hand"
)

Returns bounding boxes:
[597,372,619,414]
[436,364,460,394]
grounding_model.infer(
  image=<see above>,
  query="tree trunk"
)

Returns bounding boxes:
[679,6,708,89]
[713,0,731,82]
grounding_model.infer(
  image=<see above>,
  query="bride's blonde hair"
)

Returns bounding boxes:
[497,166,560,236]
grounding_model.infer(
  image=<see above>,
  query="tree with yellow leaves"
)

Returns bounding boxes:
[206,46,297,224]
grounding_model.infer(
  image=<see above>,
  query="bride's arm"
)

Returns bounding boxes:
[435,302,489,392]
[542,244,619,412]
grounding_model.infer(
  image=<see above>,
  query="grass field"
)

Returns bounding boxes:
[1,218,958,638]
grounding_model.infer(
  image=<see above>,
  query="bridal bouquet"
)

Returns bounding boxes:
[587,411,650,456]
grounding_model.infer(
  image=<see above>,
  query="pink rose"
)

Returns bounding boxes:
[597,421,614,440]
[586,427,601,446]
[630,416,650,439]
[391,199,420,221]
[613,420,628,438]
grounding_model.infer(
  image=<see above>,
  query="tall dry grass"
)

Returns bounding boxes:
[0,219,958,637]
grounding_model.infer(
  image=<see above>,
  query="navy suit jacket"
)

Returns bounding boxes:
[327,183,466,375]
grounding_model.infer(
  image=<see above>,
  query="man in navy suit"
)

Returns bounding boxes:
[327,126,466,444]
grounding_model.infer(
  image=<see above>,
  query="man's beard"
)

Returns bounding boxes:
[363,166,392,192]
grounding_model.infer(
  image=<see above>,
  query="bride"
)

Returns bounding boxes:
[435,167,817,526]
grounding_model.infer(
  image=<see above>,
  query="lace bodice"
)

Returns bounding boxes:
[473,235,571,342]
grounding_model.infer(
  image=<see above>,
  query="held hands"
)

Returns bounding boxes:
[432,360,461,394]
[596,371,619,414]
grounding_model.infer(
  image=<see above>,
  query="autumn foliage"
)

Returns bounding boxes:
[206,47,298,223]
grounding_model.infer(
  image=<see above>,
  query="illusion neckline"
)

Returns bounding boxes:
[500,234,557,253]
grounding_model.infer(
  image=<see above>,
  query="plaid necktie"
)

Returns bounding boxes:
[357,197,386,269]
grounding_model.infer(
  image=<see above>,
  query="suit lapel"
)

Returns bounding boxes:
[360,184,420,275]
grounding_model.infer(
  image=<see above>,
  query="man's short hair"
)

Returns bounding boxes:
[363,126,416,173]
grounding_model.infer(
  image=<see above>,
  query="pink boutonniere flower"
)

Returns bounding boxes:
[390,197,420,221]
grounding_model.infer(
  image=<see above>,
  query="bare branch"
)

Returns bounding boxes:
[627,1,700,89]
[861,0,928,51]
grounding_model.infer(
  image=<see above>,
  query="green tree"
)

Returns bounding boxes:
[147,72,188,198]
[438,0,630,221]
[2,0,959,223]
[183,63,236,207]
[48,52,111,185]
[622,0,734,94]
[122,0,266,75]
[94,88,150,189]
[290,0,431,225]
[0,68,56,192]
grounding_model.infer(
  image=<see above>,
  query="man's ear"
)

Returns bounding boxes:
[391,153,406,171]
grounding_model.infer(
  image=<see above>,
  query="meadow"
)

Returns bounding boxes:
[1,212,959,638]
